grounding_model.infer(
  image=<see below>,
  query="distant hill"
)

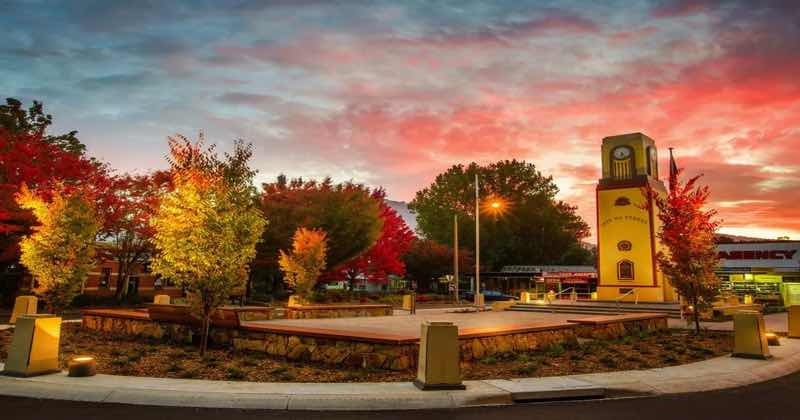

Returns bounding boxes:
[386,200,418,235]
[715,233,774,243]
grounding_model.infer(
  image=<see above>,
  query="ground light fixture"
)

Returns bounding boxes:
[765,332,781,346]
[68,356,97,377]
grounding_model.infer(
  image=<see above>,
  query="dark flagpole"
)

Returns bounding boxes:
[668,147,678,190]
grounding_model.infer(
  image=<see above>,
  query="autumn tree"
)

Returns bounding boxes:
[254,176,382,295]
[0,103,109,305]
[100,172,172,301]
[150,134,266,355]
[403,239,474,292]
[1,97,86,155]
[279,228,328,299]
[647,169,721,334]
[325,189,415,291]
[409,160,591,271]
[16,185,100,313]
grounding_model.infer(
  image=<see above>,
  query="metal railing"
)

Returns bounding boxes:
[545,287,575,304]
[614,289,638,314]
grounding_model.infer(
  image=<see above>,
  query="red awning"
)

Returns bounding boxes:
[560,278,590,284]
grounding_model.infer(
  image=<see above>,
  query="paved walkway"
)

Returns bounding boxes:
[2,338,799,411]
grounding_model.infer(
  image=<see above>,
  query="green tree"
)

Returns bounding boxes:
[279,227,328,299]
[402,239,473,292]
[409,160,591,271]
[16,185,100,313]
[150,134,267,355]
[255,176,382,293]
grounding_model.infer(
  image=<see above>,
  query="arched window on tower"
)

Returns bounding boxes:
[617,260,634,280]
[647,146,658,178]
[610,146,635,180]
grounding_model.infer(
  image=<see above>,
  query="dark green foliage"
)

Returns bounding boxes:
[409,160,592,270]
[0,98,86,155]
[257,176,383,274]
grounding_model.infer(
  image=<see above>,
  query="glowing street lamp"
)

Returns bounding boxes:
[473,176,509,307]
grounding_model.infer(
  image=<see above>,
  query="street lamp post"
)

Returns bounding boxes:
[474,173,481,307]
[454,214,459,305]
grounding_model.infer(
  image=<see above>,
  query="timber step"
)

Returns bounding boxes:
[509,302,682,318]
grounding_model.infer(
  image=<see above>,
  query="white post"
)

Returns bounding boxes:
[474,173,480,307]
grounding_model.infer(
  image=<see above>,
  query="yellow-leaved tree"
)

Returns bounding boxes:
[279,227,328,299]
[16,185,100,314]
[150,134,267,355]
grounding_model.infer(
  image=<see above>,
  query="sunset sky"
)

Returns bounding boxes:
[2,0,798,241]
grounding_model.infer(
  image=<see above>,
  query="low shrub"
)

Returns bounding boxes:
[226,367,246,380]
[545,344,566,357]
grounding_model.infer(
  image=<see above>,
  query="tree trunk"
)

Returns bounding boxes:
[692,297,701,335]
[200,312,211,356]
[115,259,129,301]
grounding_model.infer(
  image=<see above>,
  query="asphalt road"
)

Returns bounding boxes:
[3,371,799,420]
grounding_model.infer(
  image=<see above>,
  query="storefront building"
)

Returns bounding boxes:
[478,265,598,298]
[716,241,800,306]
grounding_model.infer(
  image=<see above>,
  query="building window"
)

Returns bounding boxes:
[617,260,634,280]
[100,267,111,288]
[617,240,632,251]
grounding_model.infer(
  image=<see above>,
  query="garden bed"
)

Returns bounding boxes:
[0,324,732,383]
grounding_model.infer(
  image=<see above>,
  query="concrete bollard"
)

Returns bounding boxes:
[153,294,171,305]
[9,295,38,324]
[287,295,305,308]
[403,293,416,314]
[788,305,800,339]
[3,314,62,377]
[520,291,531,304]
[414,321,465,390]
[732,311,771,359]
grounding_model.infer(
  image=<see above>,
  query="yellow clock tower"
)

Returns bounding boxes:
[596,133,676,302]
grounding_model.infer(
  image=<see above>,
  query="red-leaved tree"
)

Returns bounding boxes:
[99,171,173,300]
[646,168,721,334]
[0,128,108,268]
[325,189,415,290]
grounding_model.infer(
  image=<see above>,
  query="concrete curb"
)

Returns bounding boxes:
[2,338,800,411]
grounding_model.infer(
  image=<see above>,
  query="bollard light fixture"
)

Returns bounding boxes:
[68,355,97,377]
[765,332,780,346]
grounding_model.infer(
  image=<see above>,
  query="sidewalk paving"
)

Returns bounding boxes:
[2,338,799,411]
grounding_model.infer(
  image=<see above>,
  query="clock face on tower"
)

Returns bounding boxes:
[613,146,632,160]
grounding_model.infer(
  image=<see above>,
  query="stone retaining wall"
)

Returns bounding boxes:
[82,314,580,370]
[81,311,667,371]
[571,316,668,340]
[233,329,418,370]
[82,314,195,344]
[459,328,578,362]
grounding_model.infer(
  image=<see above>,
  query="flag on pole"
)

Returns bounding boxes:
[668,147,678,189]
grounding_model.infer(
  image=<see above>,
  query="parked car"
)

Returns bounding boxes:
[459,290,516,302]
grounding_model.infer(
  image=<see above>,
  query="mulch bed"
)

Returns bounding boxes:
[0,324,732,383]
